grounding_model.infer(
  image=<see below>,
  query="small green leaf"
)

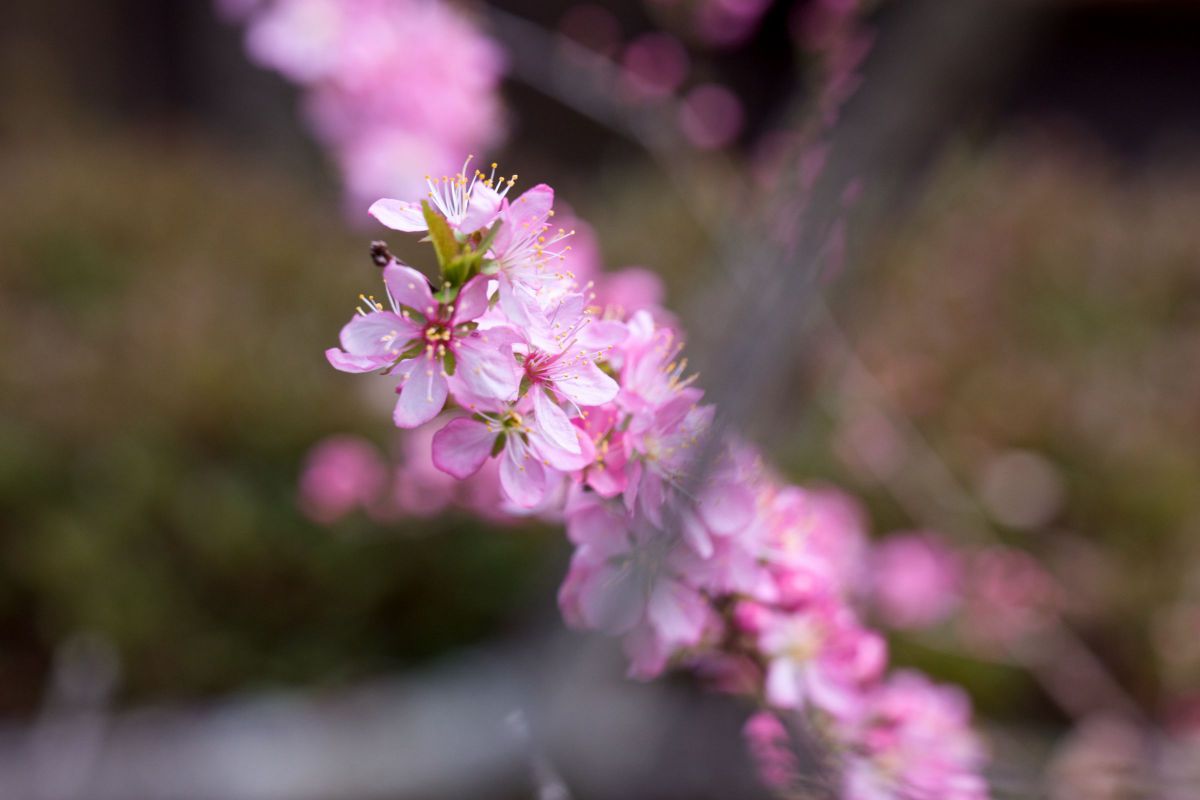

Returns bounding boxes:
[490,432,507,457]
[518,375,532,397]
[422,200,460,271]
[443,348,457,376]
[434,283,460,304]
[396,340,426,361]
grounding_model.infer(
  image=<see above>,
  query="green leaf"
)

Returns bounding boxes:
[490,432,507,457]
[422,200,460,271]
[442,348,457,376]
[518,375,532,397]
[396,340,426,361]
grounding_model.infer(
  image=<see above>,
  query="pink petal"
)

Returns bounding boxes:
[431,417,495,479]
[459,182,503,232]
[681,508,714,558]
[452,275,490,323]
[533,389,581,455]
[499,442,547,508]
[393,355,449,428]
[765,659,803,709]
[623,625,671,679]
[533,425,595,472]
[579,319,629,349]
[699,482,756,536]
[325,347,390,374]
[369,198,428,232]
[565,502,629,557]
[496,278,537,329]
[555,359,619,407]
[578,560,643,634]
[339,310,417,357]
[648,578,708,646]
[384,263,437,315]
[508,184,554,226]
[451,336,519,402]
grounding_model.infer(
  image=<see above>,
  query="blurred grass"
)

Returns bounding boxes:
[0,127,557,713]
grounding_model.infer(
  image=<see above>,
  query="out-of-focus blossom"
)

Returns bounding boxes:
[298,435,387,523]
[679,83,745,150]
[871,531,962,630]
[689,0,773,49]
[743,711,800,793]
[842,671,990,800]
[227,0,506,212]
[620,33,690,102]
[960,546,1059,653]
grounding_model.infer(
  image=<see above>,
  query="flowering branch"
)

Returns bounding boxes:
[324,157,990,798]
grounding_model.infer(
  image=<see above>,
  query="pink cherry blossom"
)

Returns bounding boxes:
[369,158,509,235]
[758,598,886,719]
[842,671,989,800]
[431,399,594,509]
[326,263,518,428]
[488,184,578,325]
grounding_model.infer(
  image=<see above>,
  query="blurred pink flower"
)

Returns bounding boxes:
[679,83,744,150]
[298,435,387,523]
[871,531,963,630]
[843,670,989,800]
[620,33,690,102]
[743,711,800,793]
[693,0,772,49]
[234,0,506,213]
[961,546,1059,652]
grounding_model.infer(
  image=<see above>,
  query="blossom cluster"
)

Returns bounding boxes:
[324,158,989,797]
[220,0,505,211]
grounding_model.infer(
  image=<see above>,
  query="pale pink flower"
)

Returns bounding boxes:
[488,184,578,325]
[517,292,624,416]
[871,532,962,630]
[431,401,593,509]
[573,404,630,498]
[325,263,519,428]
[369,158,509,235]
